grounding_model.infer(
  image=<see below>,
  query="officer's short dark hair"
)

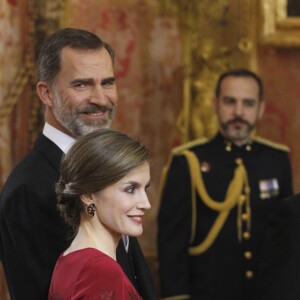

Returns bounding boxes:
[37,27,115,84]
[215,68,263,102]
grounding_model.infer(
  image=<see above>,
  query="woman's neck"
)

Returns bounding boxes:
[64,218,120,260]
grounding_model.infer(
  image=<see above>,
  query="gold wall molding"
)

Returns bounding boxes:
[260,0,300,47]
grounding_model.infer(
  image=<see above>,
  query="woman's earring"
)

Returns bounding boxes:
[86,203,96,216]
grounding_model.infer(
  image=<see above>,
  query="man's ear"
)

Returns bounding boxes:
[258,100,265,120]
[80,194,95,206]
[36,81,54,107]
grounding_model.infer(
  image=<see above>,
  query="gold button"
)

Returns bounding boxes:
[225,145,231,152]
[243,232,251,240]
[239,194,245,202]
[242,213,249,221]
[244,251,252,260]
[245,270,253,279]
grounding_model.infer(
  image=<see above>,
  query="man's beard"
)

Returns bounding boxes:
[221,116,255,144]
[53,101,115,137]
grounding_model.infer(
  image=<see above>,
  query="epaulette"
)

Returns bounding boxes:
[158,137,209,210]
[171,137,209,156]
[253,136,290,152]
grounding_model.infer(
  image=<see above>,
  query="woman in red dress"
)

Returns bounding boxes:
[48,129,151,300]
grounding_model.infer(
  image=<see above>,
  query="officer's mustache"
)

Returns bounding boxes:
[225,116,250,127]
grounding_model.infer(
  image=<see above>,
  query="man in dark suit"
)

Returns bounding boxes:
[157,68,293,300]
[0,28,155,300]
[256,193,300,300]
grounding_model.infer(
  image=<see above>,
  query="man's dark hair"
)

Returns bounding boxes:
[37,27,115,84]
[215,68,263,101]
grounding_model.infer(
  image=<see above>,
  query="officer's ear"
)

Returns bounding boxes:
[36,81,55,108]
[258,100,265,120]
[213,96,218,113]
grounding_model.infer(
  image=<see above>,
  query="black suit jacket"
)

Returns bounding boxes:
[0,134,156,300]
[257,194,300,300]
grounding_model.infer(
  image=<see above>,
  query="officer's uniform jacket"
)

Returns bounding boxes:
[157,133,293,300]
[257,193,300,300]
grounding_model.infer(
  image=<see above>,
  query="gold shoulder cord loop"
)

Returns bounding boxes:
[181,150,250,255]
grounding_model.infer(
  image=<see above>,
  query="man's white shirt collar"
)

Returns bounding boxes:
[43,123,75,154]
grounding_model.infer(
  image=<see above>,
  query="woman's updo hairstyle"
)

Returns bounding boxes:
[56,128,150,236]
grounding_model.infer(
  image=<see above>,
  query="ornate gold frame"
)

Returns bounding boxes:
[260,0,300,47]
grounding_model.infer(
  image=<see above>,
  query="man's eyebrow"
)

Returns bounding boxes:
[243,98,256,102]
[70,78,93,85]
[69,77,116,86]
[222,96,236,101]
[101,77,115,84]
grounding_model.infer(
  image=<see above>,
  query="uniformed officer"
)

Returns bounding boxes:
[157,68,293,300]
